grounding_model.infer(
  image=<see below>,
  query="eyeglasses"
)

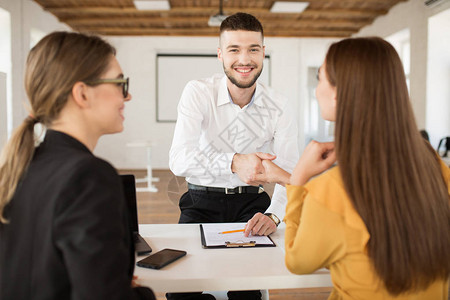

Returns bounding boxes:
[84,77,129,98]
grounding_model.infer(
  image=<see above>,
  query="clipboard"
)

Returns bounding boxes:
[200,223,276,248]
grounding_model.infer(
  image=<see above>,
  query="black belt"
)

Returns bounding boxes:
[188,183,264,194]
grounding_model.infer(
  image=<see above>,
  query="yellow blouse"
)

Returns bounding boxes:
[284,162,449,300]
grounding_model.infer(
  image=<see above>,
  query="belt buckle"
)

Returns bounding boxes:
[225,187,242,194]
[225,187,235,194]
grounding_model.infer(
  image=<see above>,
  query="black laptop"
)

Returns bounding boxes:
[120,174,152,256]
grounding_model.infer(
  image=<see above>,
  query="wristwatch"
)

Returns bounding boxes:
[264,213,280,227]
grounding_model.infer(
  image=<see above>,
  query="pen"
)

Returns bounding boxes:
[218,229,245,234]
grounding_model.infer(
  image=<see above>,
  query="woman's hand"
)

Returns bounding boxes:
[290,141,336,186]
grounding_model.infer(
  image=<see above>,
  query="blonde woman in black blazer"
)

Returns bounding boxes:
[0,32,156,300]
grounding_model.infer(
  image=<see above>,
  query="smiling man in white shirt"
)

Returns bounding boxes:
[168,13,299,300]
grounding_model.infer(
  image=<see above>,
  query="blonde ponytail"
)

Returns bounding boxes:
[0,31,115,224]
[0,117,38,223]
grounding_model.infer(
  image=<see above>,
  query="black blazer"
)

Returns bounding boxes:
[0,130,155,300]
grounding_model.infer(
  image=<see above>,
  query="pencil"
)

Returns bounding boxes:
[218,229,245,234]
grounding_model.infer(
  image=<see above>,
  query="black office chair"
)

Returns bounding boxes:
[437,136,450,157]
[419,130,430,142]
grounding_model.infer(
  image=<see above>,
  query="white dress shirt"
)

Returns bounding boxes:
[169,74,299,220]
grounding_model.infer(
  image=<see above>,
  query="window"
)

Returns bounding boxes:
[304,66,334,145]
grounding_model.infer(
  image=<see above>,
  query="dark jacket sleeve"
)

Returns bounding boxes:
[53,157,155,300]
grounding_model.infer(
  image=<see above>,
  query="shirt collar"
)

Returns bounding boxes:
[217,75,261,109]
[217,76,230,107]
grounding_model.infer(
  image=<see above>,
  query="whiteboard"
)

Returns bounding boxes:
[156,54,271,122]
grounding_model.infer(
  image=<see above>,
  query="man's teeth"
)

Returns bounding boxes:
[236,69,251,73]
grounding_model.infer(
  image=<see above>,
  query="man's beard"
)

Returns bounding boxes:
[223,63,263,89]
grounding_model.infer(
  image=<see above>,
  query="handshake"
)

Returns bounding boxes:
[231,152,290,186]
[231,141,336,187]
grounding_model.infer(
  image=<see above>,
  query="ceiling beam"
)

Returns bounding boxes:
[32,0,406,38]
[45,6,388,19]
[74,26,356,37]
[63,16,371,29]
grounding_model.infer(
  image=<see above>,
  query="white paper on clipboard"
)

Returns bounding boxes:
[200,223,275,248]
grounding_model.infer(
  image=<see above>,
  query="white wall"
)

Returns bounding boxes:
[96,36,217,169]
[2,0,337,170]
[298,38,336,146]
[0,0,69,133]
[0,72,6,149]
[426,8,450,148]
[356,0,450,147]
[0,6,11,139]
[5,0,448,169]
[95,36,336,169]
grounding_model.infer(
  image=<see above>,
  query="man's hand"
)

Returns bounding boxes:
[244,212,277,237]
[231,152,276,185]
[252,160,291,186]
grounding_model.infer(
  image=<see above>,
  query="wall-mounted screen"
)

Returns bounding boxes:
[156,54,271,122]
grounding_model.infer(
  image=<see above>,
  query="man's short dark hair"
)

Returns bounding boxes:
[220,12,264,36]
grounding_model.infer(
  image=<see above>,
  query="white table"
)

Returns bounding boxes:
[134,224,332,293]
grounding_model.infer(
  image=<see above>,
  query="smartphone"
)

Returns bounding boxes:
[136,248,187,269]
